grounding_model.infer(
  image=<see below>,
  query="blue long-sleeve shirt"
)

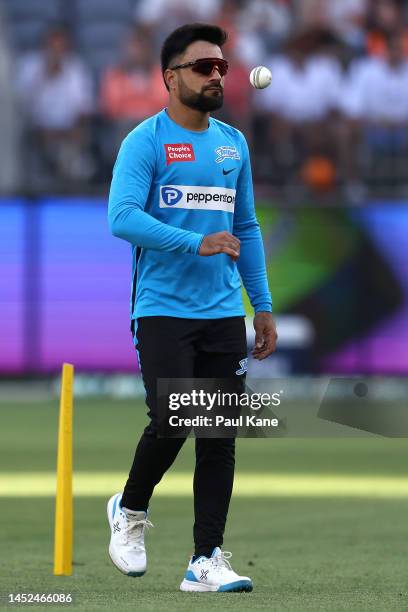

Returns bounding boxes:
[108,108,272,322]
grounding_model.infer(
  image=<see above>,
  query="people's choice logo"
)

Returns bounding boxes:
[161,187,183,206]
[160,185,236,213]
[164,143,195,165]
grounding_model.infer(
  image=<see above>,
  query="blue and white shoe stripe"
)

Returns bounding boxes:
[217,579,253,592]
[112,493,121,520]
[184,570,200,582]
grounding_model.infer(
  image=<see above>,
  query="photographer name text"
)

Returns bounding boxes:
[168,415,279,427]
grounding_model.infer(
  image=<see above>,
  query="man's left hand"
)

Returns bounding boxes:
[251,312,278,360]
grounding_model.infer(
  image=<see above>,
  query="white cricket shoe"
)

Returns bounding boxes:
[107,492,153,577]
[180,546,253,592]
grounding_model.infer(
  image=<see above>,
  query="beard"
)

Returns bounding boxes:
[178,77,224,112]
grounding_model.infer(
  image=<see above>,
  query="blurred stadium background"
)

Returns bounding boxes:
[1,0,408,379]
[1,1,408,610]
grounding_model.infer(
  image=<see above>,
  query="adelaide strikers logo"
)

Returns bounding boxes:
[161,187,183,206]
[215,146,240,164]
[235,358,248,375]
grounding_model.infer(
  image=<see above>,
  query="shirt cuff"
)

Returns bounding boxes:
[193,233,205,255]
[254,302,273,313]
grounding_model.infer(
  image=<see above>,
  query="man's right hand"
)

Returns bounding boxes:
[198,232,240,261]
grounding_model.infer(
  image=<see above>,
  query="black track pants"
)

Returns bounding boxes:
[121,315,247,557]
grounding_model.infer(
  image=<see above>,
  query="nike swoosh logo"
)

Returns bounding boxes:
[222,168,236,175]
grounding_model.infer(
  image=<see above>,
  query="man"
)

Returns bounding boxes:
[107,23,277,593]
[15,25,94,185]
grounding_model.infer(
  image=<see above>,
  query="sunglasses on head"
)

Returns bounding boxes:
[170,57,229,77]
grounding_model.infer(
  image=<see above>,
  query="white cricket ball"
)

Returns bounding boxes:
[249,66,272,89]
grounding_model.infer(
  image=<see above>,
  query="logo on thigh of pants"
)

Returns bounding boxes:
[235,358,248,375]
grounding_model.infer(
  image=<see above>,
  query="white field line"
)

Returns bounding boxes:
[1,472,408,498]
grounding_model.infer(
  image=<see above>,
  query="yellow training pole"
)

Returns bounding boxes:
[54,363,74,575]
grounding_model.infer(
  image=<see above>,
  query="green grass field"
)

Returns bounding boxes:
[1,398,408,611]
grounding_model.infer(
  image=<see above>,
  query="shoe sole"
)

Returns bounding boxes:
[180,579,253,593]
[108,549,146,577]
[107,494,146,578]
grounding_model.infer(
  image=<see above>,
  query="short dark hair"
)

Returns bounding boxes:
[161,23,228,90]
